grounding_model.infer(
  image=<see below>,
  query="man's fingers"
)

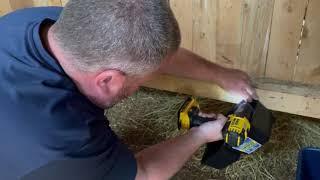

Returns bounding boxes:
[241,88,252,102]
[206,113,217,118]
[246,87,258,99]
[245,87,259,100]
[251,90,259,100]
[199,112,216,119]
[216,114,228,127]
[246,78,259,100]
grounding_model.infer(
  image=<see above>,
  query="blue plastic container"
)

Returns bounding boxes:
[296,148,320,180]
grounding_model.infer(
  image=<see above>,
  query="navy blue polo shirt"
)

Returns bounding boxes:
[0,7,136,180]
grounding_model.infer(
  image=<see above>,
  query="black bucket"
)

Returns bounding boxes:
[201,100,275,169]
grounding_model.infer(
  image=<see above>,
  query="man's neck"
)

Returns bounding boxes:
[40,23,101,106]
[40,20,56,61]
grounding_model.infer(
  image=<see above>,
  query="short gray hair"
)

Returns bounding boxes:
[52,0,181,75]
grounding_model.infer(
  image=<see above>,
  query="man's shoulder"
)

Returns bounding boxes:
[0,7,62,24]
[0,7,62,43]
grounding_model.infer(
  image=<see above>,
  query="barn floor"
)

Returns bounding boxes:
[106,88,320,180]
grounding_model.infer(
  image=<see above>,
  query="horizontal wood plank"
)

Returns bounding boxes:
[144,75,320,119]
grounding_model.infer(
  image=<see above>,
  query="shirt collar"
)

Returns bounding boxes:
[32,18,66,75]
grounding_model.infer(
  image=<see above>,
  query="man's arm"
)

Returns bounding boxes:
[158,48,258,101]
[135,114,227,180]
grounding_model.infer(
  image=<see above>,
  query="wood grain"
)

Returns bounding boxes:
[32,0,62,6]
[9,0,34,10]
[265,0,308,81]
[170,0,194,51]
[60,0,68,6]
[170,0,217,62]
[293,0,320,85]
[192,0,217,63]
[216,0,242,68]
[239,0,275,77]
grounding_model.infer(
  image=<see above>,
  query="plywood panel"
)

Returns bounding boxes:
[0,0,12,16]
[32,0,62,6]
[239,0,275,77]
[216,0,242,68]
[293,0,320,85]
[144,75,320,119]
[265,0,308,81]
[192,0,217,63]
[170,0,193,51]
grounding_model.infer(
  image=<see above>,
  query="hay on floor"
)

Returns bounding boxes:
[106,88,320,180]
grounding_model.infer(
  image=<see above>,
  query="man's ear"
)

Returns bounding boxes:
[95,70,126,96]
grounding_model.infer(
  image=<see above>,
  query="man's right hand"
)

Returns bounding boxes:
[194,114,228,143]
[134,114,227,180]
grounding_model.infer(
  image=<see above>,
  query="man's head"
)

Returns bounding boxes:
[49,0,181,108]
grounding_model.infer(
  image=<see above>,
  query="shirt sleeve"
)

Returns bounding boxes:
[18,77,137,180]
[21,99,137,180]
[21,140,137,180]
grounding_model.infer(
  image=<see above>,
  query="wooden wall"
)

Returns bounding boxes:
[151,0,320,119]
[0,0,61,15]
[170,0,320,86]
[0,0,320,118]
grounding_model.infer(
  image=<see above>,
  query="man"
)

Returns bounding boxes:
[0,0,257,179]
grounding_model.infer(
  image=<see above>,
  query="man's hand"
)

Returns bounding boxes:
[193,114,227,143]
[135,113,226,180]
[217,67,258,102]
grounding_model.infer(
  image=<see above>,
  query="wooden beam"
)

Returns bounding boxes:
[143,75,320,119]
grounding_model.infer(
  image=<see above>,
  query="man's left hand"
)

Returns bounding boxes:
[217,67,258,102]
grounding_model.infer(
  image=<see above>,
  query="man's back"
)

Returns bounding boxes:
[0,7,136,180]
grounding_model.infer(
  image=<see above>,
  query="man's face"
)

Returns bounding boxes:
[98,55,173,109]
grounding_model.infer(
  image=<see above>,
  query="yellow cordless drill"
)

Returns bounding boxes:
[178,97,252,147]
[178,97,275,169]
